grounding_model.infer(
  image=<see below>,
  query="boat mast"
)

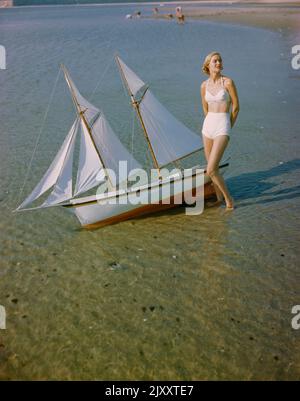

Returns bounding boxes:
[115,56,161,176]
[61,64,113,188]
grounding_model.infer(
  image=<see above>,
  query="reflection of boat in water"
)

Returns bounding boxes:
[17,56,228,229]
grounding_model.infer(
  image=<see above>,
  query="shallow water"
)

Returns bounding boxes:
[0,4,300,380]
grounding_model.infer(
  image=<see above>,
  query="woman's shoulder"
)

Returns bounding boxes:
[222,75,234,88]
[201,79,208,90]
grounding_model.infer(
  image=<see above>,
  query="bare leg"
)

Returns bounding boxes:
[206,135,234,209]
[202,134,223,202]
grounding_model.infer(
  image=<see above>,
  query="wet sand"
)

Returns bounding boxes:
[152,2,300,32]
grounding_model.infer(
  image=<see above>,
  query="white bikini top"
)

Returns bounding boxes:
[205,76,230,106]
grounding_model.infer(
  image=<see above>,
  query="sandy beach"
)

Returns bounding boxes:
[2,1,300,31]
[152,2,300,32]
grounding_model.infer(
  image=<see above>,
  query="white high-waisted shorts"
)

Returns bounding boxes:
[202,112,231,139]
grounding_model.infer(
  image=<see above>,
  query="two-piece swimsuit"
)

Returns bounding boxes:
[202,76,231,139]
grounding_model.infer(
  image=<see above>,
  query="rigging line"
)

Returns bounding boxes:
[17,66,62,205]
[88,22,122,102]
[89,55,115,102]
[101,57,133,136]
[155,16,196,170]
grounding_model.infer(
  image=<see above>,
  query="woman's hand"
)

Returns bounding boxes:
[226,79,239,128]
[200,81,208,116]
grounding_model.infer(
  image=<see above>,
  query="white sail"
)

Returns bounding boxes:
[63,66,100,124]
[116,56,145,97]
[139,90,202,167]
[74,119,104,196]
[91,114,142,184]
[17,118,79,210]
[42,121,78,206]
[117,57,202,167]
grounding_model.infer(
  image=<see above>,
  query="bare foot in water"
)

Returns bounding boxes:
[225,197,234,210]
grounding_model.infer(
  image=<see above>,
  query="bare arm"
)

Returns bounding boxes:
[226,78,239,128]
[200,81,208,117]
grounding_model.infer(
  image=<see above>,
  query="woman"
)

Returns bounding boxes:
[201,51,239,210]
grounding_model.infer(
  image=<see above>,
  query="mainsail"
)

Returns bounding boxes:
[116,56,203,168]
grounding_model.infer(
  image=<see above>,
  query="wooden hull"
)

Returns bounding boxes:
[64,165,227,229]
[82,181,215,229]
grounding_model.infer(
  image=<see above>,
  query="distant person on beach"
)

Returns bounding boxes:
[200,52,239,210]
[175,6,185,24]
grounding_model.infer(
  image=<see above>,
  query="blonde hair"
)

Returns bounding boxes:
[202,52,223,75]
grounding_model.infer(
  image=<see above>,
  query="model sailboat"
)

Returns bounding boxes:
[16,56,227,228]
